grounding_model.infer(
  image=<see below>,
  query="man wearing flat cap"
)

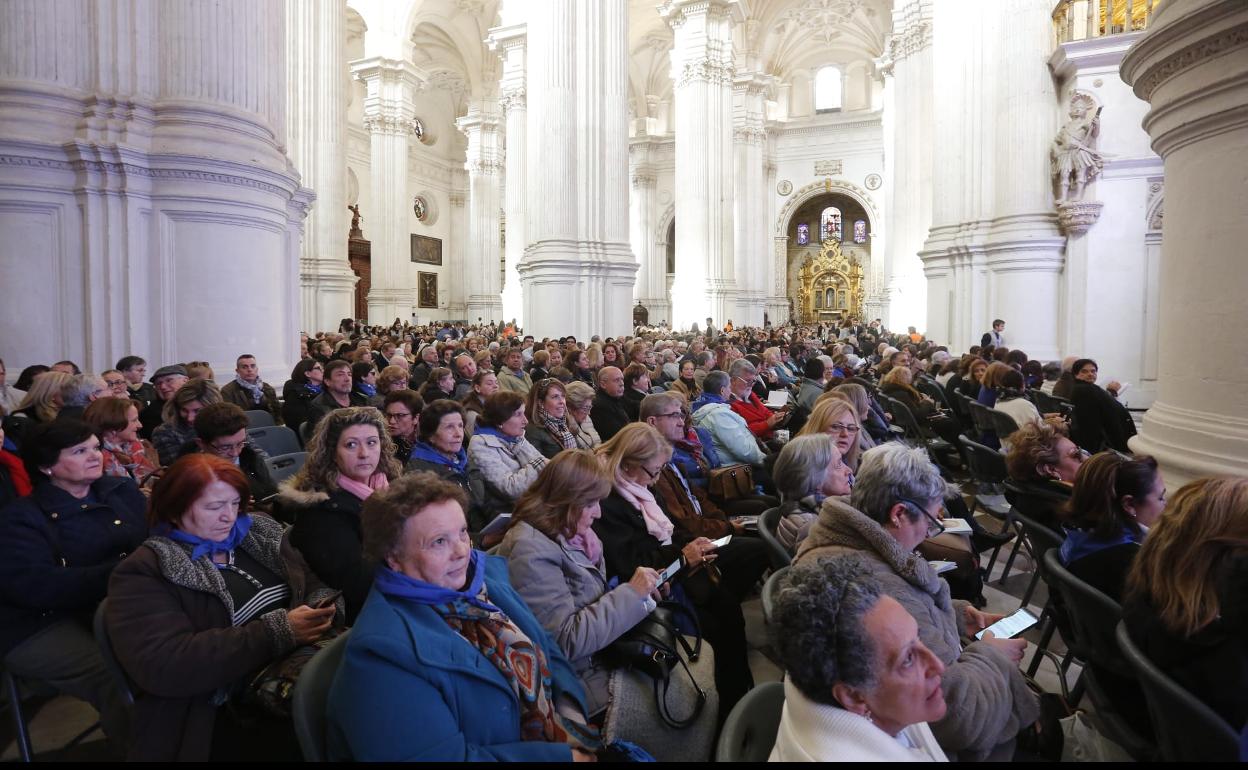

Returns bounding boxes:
[139,364,188,439]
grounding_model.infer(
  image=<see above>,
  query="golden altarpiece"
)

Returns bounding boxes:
[796,237,865,324]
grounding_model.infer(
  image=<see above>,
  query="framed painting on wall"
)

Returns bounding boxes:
[418,272,438,308]
[411,234,442,265]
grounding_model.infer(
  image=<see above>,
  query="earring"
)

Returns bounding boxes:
[864,709,874,723]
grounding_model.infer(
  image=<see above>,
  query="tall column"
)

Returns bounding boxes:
[982,0,1065,361]
[733,72,770,328]
[287,0,356,333]
[630,136,668,324]
[520,0,636,340]
[352,57,423,324]
[458,104,504,324]
[447,183,468,319]
[764,146,788,325]
[0,0,305,378]
[661,0,741,331]
[488,24,527,326]
[1122,0,1248,483]
[880,0,933,331]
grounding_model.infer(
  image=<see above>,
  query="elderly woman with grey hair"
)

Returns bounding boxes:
[772,434,853,553]
[769,555,949,761]
[796,442,1044,761]
[56,373,108,420]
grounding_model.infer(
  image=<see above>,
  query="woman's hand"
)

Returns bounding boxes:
[681,537,717,569]
[288,605,336,645]
[977,631,1027,665]
[963,605,1003,638]
[627,567,660,599]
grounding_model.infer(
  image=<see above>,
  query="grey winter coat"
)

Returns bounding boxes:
[796,498,1039,761]
[495,521,651,715]
[467,431,548,511]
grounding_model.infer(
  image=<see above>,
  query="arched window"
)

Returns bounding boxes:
[814,66,842,112]
[821,207,842,242]
[796,223,810,245]
[853,220,867,243]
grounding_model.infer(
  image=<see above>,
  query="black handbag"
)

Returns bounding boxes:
[598,601,707,729]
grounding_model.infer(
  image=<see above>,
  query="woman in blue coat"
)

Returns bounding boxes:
[327,471,605,762]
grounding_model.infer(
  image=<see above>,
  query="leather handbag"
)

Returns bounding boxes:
[598,601,707,729]
[707,463,754,500]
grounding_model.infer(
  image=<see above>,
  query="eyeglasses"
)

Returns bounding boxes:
[654,411,684,421]
[209,439,248,455]
[104,378,126,388]
[385,411,412,421]
[826,423,860,435]
[898,497,944,538]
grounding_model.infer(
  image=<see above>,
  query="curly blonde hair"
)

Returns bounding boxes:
[799,397,863,468]
[290,406,401,493]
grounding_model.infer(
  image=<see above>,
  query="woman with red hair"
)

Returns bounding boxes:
[107,453,343,761]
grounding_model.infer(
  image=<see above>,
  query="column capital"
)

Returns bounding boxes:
[351,57,427,135]
[658,0,745,27]
[486,23,527,54]
[733,71,773,96]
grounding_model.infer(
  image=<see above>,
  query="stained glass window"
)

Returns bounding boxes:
[821,207,842,241]
[853,220,867,243]
[797,223,810,245]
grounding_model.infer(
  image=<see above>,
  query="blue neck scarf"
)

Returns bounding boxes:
[373,550,499,612]
[691,392,725,412]
[411,441,469,474]
[473,425,521,445]
[160,515,253,562]
[1059,525,1142,565]
[357,382,377,397]
[303,381,323,395]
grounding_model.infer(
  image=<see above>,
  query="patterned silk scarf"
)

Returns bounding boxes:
[436,581,600,750]
[537,406,577,450]
[101,438,159,483]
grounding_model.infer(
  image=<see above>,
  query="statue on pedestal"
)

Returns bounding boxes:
[1051,92,1103,203]
[348,204,364,239]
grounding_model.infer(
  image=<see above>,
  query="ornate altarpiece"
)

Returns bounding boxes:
[796,237,865,324]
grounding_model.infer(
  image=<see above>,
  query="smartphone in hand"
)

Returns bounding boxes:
[975,608,1039,640]
[709,534,733,549]
[314,590,343,610]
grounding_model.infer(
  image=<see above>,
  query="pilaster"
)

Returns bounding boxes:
[458,103,504,324]
[488,23,527,326]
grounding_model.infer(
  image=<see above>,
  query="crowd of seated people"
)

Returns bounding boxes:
[0,315,1243,763]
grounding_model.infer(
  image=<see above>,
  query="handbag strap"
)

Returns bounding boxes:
[656,600,701,661]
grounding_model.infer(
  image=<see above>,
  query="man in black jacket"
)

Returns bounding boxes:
[307,359,366,428]
[590,366,631,442]
[139,364,188,439]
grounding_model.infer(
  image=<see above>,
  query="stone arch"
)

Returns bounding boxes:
[1146,189,1163,231]
[656,201,676,248]
[776,179,880,237]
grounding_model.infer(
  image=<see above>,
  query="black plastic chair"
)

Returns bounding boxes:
[758,507,793,572]
[956,436,1014,564]
[1028,389,1074,419]
[1004,505,1064,609]
[760,565,790,626]
[292,630,352,762]
[1115,622,1239,762]
[247,425,302,457]
[266,452,308,486]
[1040,552,1154,759]
[876,394,954,470]
[998,480,1069,586]
[916,375,953,412]
[965,400,998,445]
[244,409,276,428]
[714,681,785,762]
[299,421,316,447]
[987,408,1020,445]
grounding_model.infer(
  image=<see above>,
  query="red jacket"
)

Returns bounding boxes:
[730,392,774,440]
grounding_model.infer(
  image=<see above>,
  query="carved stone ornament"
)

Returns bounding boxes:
[1057,200,1104,236]
[1051,91,1103,203]
[413,196,428,222]
[777,180,793,196]
[864,173,882,190]
[677,58,735,88]
[814,159,843,176]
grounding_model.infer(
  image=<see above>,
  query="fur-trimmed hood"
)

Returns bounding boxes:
[275,478,331,507]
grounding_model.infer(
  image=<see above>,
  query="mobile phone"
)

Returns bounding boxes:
[709,534,733,549]
[314,590,343,610]
[657,558,682,585]
[975,608,1039,641]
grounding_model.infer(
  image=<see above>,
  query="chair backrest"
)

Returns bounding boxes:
[957,435,1008,486]
[714,681,786,762]
[1003,479,1070,530]
[1008,506,1065,561]
[247,425,302,457]
[876,394,925,441]
[1114,622,1239,762]
[299,420,316,447]
[92,599,135,706]
[244,409,276,428]
[760,565,790,626]
[266,452,308,486]
[758,507,793,571]
[916,376,952,411]
[965,400,998,439]
[292,630,352,762]
[1041,551,1127,676]
[1028,389,1074,418]
[988,408,1020,442]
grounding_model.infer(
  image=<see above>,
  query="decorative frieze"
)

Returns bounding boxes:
[1056,200,1104,236]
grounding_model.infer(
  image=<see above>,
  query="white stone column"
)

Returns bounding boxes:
[660,0,741,331]
[733,71,770,328]
[629,136,669,324]
[1121,0,1248,483]
[764,147,788,325]
[982,0,1065,361]
[488,24,527,327]
[287,0,356,334]
[458,104,504,324]
[447,184,468,319]
[879,0,933,331]
[0,0,305,378]
[352,57,423,325]
[520,0,636,340]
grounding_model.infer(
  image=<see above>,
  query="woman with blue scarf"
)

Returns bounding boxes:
[328,472,627,762]
[468,391,548,518]
[351,361,383,407]
[406,399,488,529]
[1059,452,1165,602]
[107,454,343,761]
[280,358,324,435]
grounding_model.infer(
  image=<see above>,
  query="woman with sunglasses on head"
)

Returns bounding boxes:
[797,442,1049,761]
[524,378,596,459]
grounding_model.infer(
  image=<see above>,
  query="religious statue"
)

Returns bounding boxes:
[348,204,363,238]
[413,196,427,222]
[1051,92,1103,203]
